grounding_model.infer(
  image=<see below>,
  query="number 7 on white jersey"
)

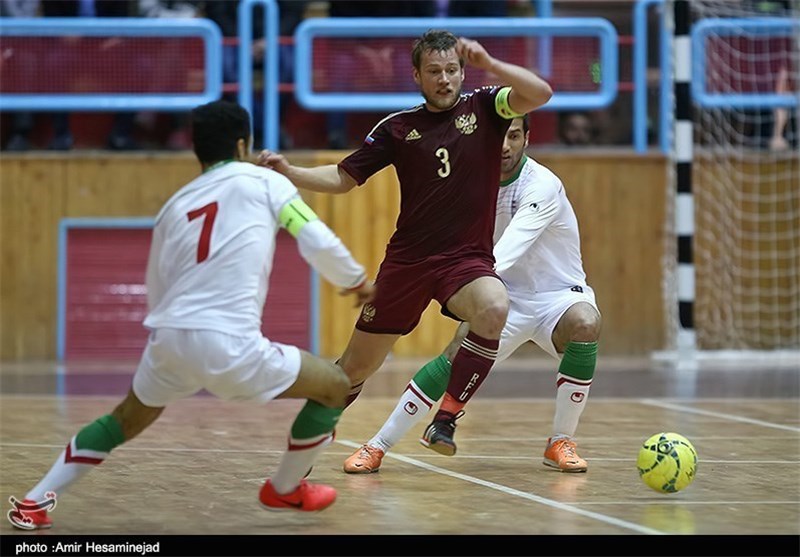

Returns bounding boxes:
[187,202,218,263]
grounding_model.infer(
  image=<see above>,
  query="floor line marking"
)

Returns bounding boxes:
[2,443,796,465]
[640,399,800,432]
[334,438,665,535]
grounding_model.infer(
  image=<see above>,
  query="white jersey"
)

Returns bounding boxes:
[493,156,588,295]
[143,161,364,336]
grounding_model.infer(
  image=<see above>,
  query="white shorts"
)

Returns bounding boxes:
[497,285,599,362]
[132,328,302,407]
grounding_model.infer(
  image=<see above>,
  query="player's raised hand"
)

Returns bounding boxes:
[340,280,376,308]
[256,149,291,174]
[457,38,494,71]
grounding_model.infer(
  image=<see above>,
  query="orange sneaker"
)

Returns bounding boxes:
[9,499,53,530]
[343,444,385,474]
[543,437,588,473]
[259,479,337,512]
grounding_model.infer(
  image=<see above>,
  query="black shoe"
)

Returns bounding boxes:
[48,134,73,151]
[4,134,30,152]
[327,131,347,149]
[419,410,465,456]
[107,134,139,151]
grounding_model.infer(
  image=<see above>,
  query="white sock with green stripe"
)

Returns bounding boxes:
[26,415,124,502]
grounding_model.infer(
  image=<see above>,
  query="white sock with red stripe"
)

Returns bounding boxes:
[270,432,333,494]
[551,373,592,438]
[369,379,437,452]
[26,415,124,502]
[551,341,597,438]
[269,401,341,494]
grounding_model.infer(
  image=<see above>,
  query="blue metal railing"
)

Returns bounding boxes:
[691,18,800,109]
[0,18,222,111]
[293,17,618,112]
[632,0,671,153]
[535,0,553,78]
[237,0,279,152]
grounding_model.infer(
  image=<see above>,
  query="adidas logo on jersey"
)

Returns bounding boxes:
[405,129,422,141]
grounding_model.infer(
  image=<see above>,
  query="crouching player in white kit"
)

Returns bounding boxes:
[343,115,601,474]
[14,100,375,529]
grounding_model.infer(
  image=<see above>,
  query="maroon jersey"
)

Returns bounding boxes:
[339,86,513,262]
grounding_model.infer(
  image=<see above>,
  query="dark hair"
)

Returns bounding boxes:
[520,113,530,134]
[191,100,251,165]
[411,29,462,70]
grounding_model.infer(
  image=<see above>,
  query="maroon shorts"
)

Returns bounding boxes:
[355,253,499,335]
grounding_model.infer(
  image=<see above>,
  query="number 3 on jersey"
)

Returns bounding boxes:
[436,147,451,178]
[187,202,218,263]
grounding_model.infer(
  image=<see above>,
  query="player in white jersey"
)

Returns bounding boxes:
[13,101,375,530]
[343,115,602,474]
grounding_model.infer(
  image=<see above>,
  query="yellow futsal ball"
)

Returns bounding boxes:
[637,432,698,493]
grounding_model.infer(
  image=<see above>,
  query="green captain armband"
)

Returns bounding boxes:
[279,198,319,237]
[495,86,525,119]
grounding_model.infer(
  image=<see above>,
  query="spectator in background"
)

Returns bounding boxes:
[2,0,40,151]
[3,0,140,151]
[253,0,310,149]
[274,0,310,149]
[768,64,796,152]
[558,111,594,146]
[203,0,250,98]
[202,0,308,150]
[325,1,437,149]
[744,0,797,152]
[138,0,203,150]
[138,0,197,18]
[446,0,507,17]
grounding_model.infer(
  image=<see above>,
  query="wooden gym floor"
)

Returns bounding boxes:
[0,354,798,552]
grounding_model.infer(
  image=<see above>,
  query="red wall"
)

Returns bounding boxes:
[65,227,310,361]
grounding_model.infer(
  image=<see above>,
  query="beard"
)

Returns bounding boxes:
[501,151,524,175]
[422,85,462,111]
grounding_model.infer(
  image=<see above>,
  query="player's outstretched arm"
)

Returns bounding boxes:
[257,150,358,194]
[277,196,375,306]
[457,37,553,114]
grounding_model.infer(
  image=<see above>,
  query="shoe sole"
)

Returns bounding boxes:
[258,499,335,512]
[343,465,380,474]
[543,459,588,473]
[11,523,52,530]
[419,438,456,456]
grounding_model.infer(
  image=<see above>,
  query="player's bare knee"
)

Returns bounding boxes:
[319,363,350,408]
[474,301,509,337]
[569,314,602,342]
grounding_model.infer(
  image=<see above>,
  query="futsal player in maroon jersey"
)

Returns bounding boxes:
[258,29,552,457]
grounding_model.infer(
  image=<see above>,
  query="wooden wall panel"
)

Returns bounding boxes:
[1,151,670,361]
[540,153,669,356]
[1,154,198,361]
[1,157,66,359]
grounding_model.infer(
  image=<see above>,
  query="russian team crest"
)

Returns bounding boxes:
[455,113,478,135]
[360,303,376,323]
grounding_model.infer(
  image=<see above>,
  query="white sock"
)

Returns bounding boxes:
[551,373,592,439]
[270,433,333,494]
[369,380,437,453]
[26,438,108,501]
